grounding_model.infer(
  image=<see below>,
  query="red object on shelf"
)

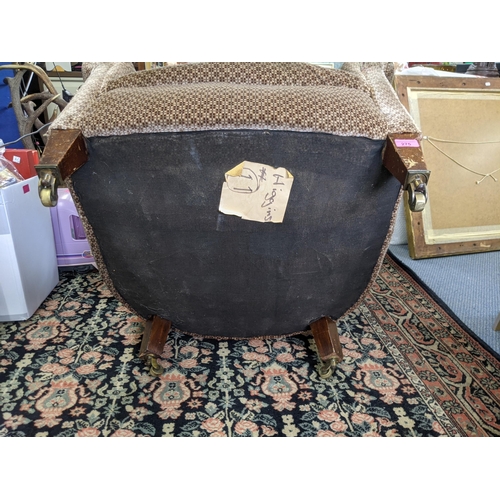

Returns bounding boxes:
[3,149,39,179]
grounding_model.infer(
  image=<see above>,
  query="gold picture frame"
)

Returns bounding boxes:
[395,75,500,259]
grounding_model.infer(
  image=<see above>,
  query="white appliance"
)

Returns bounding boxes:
[0,177,59,321]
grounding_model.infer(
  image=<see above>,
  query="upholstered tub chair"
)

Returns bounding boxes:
[36,62,429,378]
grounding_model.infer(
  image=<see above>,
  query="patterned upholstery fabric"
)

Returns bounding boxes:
[51,63,135,132]
[103,62,372,91]
[50,62,418,141]
[359,63,417,134]
[342,62,417,134]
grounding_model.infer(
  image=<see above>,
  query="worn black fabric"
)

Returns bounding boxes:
[71,130,399,337]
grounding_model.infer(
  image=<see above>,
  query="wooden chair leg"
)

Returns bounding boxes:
[139,315,171,376]
[310,316,343,379]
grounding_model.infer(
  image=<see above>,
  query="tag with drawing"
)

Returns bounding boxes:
[218,161,294,223]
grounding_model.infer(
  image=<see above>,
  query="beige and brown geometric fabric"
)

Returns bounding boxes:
[103,62,372,92]
[50,62,418,142]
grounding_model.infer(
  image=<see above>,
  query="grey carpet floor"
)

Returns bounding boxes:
[389,244,500,357]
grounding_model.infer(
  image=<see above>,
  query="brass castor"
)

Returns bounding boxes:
[318,358,338,379]
[38,173,59,207]
[407,175,428,213]
[145,355,164,377]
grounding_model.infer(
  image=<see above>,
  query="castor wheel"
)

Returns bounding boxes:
[318,358,337,379]
[38,174,58,207]
[407,175,428,213]
[145,355,164,377]
[40,187,57,207]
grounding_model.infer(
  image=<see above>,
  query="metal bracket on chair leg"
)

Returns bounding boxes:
[139,315,171,377]
[310,317,343,379]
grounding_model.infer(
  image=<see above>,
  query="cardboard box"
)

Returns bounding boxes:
[0,177,59,321]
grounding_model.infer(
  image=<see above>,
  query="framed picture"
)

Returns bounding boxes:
[395,75,500,259]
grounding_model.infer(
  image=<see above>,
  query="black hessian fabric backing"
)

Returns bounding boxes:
[71,130,398,338]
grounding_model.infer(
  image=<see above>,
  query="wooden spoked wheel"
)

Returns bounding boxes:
[0,63,68,151]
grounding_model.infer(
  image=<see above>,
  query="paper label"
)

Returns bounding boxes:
[12,156,21,163]
[395,139,420,148]
[218,161,294,223]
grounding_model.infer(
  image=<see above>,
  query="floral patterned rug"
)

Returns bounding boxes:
[1,254,499,437]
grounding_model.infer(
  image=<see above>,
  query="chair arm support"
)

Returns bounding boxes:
[383,133,430,212]
[35,129,88,207]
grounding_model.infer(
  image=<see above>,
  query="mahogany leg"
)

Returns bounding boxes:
[139,315,171,376]
[310,317,343,379]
